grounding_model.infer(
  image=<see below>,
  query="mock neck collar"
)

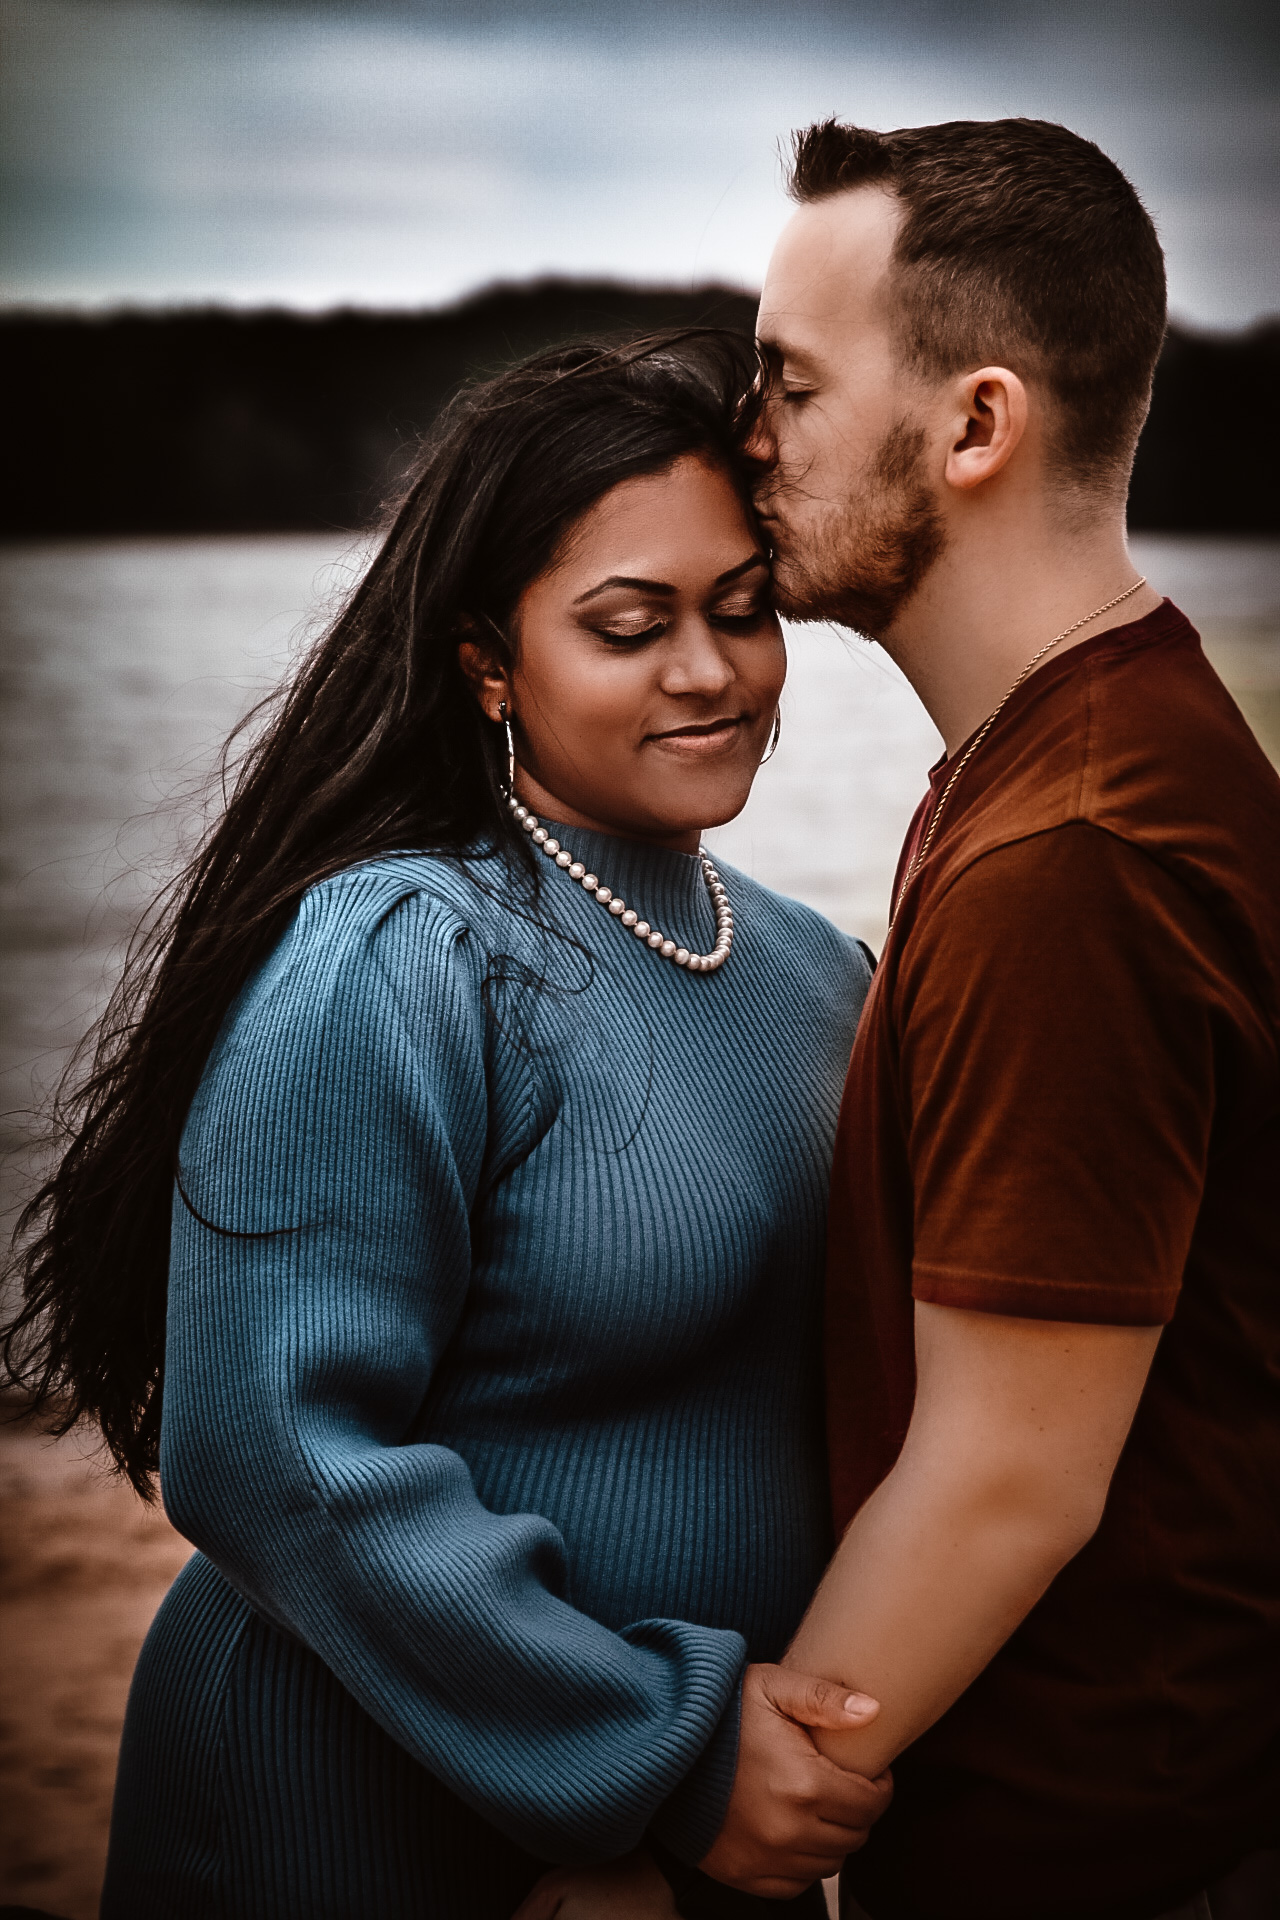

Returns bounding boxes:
[535,817,718,954]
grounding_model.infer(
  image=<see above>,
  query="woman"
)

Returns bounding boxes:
[4,335,876,1917]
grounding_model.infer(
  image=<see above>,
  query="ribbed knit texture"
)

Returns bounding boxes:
[102,826,870,1920]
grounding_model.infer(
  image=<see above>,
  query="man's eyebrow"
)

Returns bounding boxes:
[573,555,767,606]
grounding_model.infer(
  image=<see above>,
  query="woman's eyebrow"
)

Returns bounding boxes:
[573,576,676,604]
[714,554,769,586]
[573,555,768,607]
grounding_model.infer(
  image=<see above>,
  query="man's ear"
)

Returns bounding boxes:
[943,367,1028,492]
[456,632,511,725]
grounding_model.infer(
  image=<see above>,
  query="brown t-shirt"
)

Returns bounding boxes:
[829,601,1280,1920]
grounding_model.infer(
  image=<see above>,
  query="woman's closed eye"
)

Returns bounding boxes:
[710,595,775,631]
[585,576,774,645]
[591,616,670,646]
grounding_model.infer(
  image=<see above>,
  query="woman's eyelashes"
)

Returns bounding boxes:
[587,595,774,646]
[591,616,669,645]
[712,599,774,630]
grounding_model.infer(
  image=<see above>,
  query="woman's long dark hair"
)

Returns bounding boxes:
[2,329,763,1495]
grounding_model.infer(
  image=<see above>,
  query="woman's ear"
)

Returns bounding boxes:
[456,630,511,725]
[943,366,1028,492]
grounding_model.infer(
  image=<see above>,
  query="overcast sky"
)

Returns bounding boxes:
[2,0,1276,326]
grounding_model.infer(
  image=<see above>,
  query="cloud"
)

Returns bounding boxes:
[2,0,1276,323]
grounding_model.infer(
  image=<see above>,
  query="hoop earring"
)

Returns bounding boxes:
[497,699,517,796]
[759,709,781,765]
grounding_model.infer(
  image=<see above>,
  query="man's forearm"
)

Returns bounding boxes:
[785,1440,1087,1776]
[786,1303,1161,1778]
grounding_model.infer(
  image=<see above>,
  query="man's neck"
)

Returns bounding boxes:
[879,513,1162,757]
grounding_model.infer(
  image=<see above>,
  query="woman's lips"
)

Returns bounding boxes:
[647,717,746,757]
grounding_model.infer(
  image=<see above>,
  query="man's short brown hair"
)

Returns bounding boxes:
[788,118,1167,489]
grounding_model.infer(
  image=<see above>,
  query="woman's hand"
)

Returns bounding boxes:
[698,1663,890,1898]
[509,1666,887,1915]
[511,1849,678,1920]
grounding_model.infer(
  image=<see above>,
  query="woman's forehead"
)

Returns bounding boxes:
[539,456,761,593]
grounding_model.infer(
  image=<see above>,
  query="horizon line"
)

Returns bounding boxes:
[1,275,1275,341]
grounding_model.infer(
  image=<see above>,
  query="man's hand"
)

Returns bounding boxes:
[698,1662,892,1899]
[510,1850,678,1920]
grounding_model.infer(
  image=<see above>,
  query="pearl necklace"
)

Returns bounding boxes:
[507,795,733,972]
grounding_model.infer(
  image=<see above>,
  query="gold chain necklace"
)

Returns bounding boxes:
[890,577,1148,925]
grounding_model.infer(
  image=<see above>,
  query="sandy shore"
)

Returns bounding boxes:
[0,1407,191,1918]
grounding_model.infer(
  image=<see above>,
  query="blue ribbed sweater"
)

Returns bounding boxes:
[103,825,870,1919]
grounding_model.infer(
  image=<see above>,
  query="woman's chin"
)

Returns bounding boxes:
[629,781,755,843]
[529,766,758,847]
[638,747,764,822]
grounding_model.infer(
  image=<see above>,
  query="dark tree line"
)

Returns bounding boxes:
[2,281,1276,536]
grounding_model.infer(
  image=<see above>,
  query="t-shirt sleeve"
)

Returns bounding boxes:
[898,823,1217,1325]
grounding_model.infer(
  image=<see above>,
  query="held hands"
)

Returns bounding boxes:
[698,1662,891,1899]
[510,1663,890,1919]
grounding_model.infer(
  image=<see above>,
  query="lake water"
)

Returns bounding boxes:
[3,532,1279,1222]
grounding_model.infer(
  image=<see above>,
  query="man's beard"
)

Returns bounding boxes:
[762,418,946,641]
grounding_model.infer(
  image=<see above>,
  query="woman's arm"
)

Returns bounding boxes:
[161,870,743,1867]
[784,1300,1161,1777]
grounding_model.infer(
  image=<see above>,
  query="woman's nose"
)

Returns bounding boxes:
[660,623,736,696]
[741,410,776,467]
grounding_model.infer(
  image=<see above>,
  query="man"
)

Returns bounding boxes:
[754,119,1280,1920]
[516,118,1279,1920]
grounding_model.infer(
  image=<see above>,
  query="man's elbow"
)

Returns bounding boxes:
[1033,1482,1110,1566]
[970,1454,1113,1578]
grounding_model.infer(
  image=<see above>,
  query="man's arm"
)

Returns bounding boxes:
[509,1300,1154,1915]
[509,1303,1159,1916]
[785,1300,1161,1777]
